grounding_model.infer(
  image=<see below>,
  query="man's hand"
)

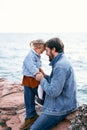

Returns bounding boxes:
[35,72,44,81]
[39,68,46,77]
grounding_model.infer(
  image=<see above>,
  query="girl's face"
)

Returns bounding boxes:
[35,46,45,55]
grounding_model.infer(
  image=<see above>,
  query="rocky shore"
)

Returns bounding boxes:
[0,78,87,130]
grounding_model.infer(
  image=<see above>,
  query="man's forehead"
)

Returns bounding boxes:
[46,46,50,50]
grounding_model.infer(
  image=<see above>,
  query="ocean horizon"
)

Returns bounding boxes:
[0,33,87,104]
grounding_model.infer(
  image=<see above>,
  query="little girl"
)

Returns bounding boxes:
[21,39,45,130]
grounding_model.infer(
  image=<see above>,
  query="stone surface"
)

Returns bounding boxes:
[0,78,87,130]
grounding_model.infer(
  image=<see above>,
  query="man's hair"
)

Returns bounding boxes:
[45,37,64,53]
[30,39,45,49]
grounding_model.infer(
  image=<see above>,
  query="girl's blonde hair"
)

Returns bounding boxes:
[30,39,45,49]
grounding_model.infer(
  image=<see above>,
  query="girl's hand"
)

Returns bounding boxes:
[35,72,44,81]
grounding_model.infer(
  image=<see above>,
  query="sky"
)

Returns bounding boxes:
[0,0,87,33]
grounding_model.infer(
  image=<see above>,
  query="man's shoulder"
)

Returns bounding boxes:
[55,57,71,69]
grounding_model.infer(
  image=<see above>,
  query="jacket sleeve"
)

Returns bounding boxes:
[41,67,67,98]
[24,54,41,76]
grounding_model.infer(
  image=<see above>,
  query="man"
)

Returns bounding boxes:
[30,37,78,130]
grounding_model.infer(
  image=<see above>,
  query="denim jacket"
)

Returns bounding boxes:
[22,49,42,77]
[41,53,78,116]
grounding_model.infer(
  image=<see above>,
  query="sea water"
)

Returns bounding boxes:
[0,33,87,104]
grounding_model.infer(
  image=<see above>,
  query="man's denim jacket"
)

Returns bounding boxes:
[41,53,78,116]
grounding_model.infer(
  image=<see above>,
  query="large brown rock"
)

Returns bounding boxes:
[0,78,87,130]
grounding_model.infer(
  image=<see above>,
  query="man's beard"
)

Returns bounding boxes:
[49,57,53,62]
[49,51,54,62]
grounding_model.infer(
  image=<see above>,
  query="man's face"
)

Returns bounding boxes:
[46,47,54,61]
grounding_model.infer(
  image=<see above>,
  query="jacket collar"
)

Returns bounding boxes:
[31,49,41,57]
[50,53,63,67]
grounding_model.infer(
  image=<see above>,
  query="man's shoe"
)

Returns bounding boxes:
[20,114,39,130]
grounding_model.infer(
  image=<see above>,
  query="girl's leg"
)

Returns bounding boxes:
[24,86,38,118]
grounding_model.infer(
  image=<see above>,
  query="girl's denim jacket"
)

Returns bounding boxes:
[41,53,78,116]
[22,49,42,77]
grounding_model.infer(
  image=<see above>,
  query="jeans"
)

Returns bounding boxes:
[30,113,67,130]
[24,86,38,118]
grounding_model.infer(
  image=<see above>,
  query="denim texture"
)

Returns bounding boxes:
[30,113,68,130]
[23,52,78,129]
[40,53,78,116]
[24,86,38,118]
[22,49,42,118]
[22,49,42,77]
